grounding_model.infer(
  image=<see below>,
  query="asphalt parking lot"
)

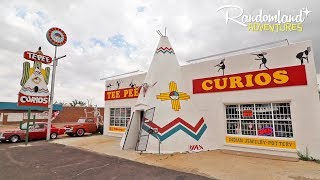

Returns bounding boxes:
[0,141,212,180]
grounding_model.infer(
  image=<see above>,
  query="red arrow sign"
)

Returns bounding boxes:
[23,51,53,64]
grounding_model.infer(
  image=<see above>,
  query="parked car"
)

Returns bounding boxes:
[0,122,65,143]
[64,118,100,137]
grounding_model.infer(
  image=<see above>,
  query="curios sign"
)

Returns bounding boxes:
[193,65,307,94]
[18,48,50,108]
[46,27,67,47]
[18,93,49,107]
[23,51,52,64]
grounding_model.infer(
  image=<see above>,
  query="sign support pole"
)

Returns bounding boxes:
[45,27,67,141]
[46,46,57,141]
[155,134,161,155]
[25,109,31,145]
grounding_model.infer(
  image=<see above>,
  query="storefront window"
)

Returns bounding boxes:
[226,103,293,138]
[110,107,131,127]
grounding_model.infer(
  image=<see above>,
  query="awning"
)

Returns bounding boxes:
[0,102,63,111]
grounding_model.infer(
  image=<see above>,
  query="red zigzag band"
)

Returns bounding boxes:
[156,47,174,51]
[146,117,205,134]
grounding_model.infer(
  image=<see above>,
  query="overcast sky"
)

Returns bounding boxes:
[0,0,319,107]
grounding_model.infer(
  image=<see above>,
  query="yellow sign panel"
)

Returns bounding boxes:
[226,136,296,149]
[109,126,126,133]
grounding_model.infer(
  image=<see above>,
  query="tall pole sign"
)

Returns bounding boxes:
[18,47,52,145]
[46,27,67,46]
[46,27,67,141]
[19,47,51,107]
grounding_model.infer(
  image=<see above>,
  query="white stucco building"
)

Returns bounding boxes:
[104,35,320,159]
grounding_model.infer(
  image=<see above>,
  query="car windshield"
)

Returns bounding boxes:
[20,123,46,130]
[20,123,34,130]
[77,119,94,123]
[86,119,94,123]
[78,119,86,123]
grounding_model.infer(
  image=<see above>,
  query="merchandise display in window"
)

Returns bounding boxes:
[226,103,293,138]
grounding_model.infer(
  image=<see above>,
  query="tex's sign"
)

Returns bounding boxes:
[193,65,307,94]
[24,51,52,64]
[105,87,139,101]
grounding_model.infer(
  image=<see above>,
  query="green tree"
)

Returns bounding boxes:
[87,99,93,107]
[69,99,86,107]
[54,101,67,106]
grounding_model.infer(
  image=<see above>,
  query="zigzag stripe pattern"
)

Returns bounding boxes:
[157,47,174,51]
[147,117,205,133]
[21,87,49,93]
[155,47,175,54]
[143,117,207,141]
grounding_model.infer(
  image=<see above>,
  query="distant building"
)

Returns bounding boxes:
[0,102,62,125]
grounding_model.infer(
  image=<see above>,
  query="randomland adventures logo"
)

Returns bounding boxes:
[217,5,312,32]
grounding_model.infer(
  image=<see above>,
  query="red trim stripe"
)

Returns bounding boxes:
[146,117,205,134]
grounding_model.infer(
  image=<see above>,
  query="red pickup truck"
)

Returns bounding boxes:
[64,118,101,137]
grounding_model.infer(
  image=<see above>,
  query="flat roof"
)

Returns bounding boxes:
[0,102,63,111]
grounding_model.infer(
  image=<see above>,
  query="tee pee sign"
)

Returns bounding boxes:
[18,47,51,107]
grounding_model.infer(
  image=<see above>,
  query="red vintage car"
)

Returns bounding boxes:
[64,118,99,137]
[0,122,65,143]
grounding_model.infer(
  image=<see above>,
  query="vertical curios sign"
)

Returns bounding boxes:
[18,48,52,107]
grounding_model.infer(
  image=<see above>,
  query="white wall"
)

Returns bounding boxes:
[104,41,320,158]
[104,73,146,137]
[6,113,24,122]
[121,111,142,150]
[317,74,320,90]
[180,40,320,158]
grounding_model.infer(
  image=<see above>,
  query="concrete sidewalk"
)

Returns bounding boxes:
[0,141,209,180]
[52,135,320,180]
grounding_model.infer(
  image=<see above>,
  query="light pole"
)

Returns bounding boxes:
[46,53,66,141]
[45,27,67,141]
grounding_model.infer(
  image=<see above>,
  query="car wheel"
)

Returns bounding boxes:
[50,133,58,139]
[76,129,85,137]
[9,135,20,143]
[67,133,74,137]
